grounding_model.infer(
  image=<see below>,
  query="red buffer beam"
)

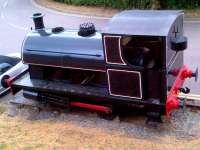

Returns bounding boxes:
[166,65,196,117]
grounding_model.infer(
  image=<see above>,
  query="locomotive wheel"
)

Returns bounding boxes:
[146,111,162,126]
[98,112,117,121]
[97,104,117,120]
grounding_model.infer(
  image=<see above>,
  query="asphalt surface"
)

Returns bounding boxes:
[0,0,107,55]
[0,0,200,92]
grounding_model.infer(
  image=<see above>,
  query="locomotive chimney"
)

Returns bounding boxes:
[32,13,45,30]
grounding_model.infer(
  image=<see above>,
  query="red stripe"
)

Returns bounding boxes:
[70,102,111,113]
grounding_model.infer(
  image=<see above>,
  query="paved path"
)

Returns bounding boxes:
[0,0,199,92]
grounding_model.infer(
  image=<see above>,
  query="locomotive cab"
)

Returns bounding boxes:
[102,10,186,110]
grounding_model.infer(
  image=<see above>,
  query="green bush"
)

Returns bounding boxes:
[54,0,200,9]
[54,0,155,9]
[160,0,200,9]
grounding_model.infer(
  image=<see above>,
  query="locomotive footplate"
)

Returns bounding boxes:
[11,72,165,114]
[11,73,108,99]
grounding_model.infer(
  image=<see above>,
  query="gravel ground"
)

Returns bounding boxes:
[1,92,200,149]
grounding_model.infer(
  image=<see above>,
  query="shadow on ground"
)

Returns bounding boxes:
[1,92,200,145]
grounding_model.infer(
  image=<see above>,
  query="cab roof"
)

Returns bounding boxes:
[102,10,183,36]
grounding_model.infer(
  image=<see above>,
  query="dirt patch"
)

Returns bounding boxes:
[34,0,200,19]
[34,0,119,18]
[0,105,6,115]
[1,93,200,149]
[0,110,200,150]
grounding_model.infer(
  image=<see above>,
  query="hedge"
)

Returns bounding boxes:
[160,0,200,9]
[54,0,200,9]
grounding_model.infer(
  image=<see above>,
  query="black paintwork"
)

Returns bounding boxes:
[13,10,186,116]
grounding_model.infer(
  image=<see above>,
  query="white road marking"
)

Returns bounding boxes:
[30,0,110,20]
[0,11,5,19]
[3,1,8,8]
[7,22,28,31]
[0,0,28,31]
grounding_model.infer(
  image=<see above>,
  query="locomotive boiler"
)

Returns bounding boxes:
[9,10,198,121]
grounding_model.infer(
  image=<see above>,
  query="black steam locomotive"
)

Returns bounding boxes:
[8,10,198,121]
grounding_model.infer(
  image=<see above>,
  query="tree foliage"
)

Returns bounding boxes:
[55,0,200,9]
